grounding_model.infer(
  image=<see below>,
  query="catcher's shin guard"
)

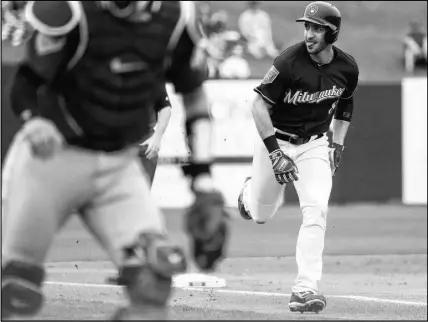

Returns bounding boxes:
[111,232,187,320]
[1,261,45,318]
[185,190,229,271]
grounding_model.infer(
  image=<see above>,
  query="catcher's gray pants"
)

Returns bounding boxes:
[2,130,166,267]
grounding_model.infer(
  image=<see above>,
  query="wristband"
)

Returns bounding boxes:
[263,135,280,153]
[331,142,345,152]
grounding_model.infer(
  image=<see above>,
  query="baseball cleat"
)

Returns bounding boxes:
[237,177,252,220]
[2,279,44,317]
[288,291,326,314]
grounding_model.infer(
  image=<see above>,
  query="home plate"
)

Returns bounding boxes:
[173,273,227,288]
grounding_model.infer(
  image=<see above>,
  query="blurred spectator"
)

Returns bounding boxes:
[403,21,427,73]
[197,1,216,37]
[1,1,31,46]
[219,43,251,79]
[203,10,230,78]
[202,10,250,79]
[238,1,278,59]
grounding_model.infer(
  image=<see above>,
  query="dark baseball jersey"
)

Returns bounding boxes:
[254,41,359,137]
[10,1,206,152]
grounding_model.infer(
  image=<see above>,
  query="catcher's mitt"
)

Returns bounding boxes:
[185,190,229,271]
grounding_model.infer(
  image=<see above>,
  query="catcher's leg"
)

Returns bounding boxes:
[2,136,94,319]
[80,149,186,320]
[2,131,22,233]
[180,112,230,272]
[242,134,285,224]
[289,138,331,314]
[185,189,229,271]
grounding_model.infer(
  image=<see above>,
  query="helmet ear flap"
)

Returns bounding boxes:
[325,28,338,44]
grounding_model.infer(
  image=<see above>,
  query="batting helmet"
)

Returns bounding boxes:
[296,1,341,44]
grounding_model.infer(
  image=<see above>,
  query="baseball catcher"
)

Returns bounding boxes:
[1,1,229,320]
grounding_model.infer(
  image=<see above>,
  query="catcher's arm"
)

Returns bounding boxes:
[252,94,299,184]
[9,2,81,159]
[10,1,81,121]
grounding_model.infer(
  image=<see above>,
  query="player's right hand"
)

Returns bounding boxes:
[268,149,299,185]
[21,117,64,160]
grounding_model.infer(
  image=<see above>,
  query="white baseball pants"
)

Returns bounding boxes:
[242,132,332,293]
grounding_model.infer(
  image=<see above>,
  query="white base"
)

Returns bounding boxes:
[172,273,227,288]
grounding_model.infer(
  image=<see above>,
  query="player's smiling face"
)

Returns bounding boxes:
[304,22,328,54]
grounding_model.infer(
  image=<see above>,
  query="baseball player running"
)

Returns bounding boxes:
[238,1,359,314]
[139,85,172,187]
[1,1,229,320]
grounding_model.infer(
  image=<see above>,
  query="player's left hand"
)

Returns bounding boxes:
[329,143,345,177]
[269,149,299,185]
[140,134,162,160]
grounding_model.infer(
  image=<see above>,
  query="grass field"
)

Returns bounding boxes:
[14,204,427,320]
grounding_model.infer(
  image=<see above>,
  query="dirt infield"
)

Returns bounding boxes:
[40,253,427,320]
[8,205,428,319]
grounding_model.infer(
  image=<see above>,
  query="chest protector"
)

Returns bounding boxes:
[56,1,181,149]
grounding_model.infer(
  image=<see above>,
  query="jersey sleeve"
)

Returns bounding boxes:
[341,56,359,100]
[253,54,291,105]
[165,1,208,94]
[335,63,359,122]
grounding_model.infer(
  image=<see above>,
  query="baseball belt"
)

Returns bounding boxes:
[275,132,323,145]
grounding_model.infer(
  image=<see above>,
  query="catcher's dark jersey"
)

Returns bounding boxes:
[10,1,206,152]
[254,41,359,137]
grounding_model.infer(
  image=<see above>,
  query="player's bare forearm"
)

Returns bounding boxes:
[153,106,172,141]
[252,94,275,140]
[332,119,350,145]
[182,86,213,163]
